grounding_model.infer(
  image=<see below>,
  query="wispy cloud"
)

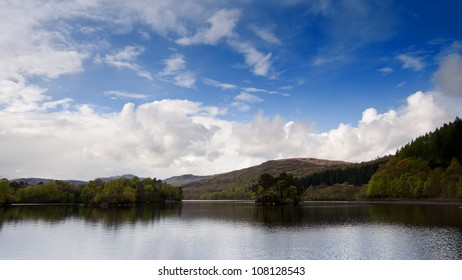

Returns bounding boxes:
[159,53,196,88]
[250,24,281,45]
[159,53,186,76]
[176,9,240,46]
[174,72,197,88]
[229,40,273,77]
[176,9,275,79]
[202,78,237,90]
[312,55,345,66]
[105,90,148,100]
[397,81,406,88]
[378,67,394,74]
[235,92,264,103]
[396,54,425,71]
[102,46,153,80]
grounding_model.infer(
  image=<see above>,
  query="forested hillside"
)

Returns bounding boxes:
[366,118,462,199]
[300,158,389,200]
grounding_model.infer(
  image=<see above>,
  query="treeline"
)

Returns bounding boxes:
[299,158,387,188]
[366,117,462,199]
[0,177,182,207]
[297,159,387,201]
[366,157,462,199]
[251,172,304,205]
[397,117,462,168]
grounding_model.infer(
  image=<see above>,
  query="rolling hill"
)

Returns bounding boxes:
[164,158,350,199]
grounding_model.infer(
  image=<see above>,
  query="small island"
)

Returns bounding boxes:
[252,172,303,205]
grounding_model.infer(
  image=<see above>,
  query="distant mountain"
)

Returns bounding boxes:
[10,174,139,186]
[165,158,350,199]
[96,174,138,182]
[11,178,87,185]
[163,174,206,186]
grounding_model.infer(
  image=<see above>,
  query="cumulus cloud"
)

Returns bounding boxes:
[0,87,457,180]
[433,53,462,96]
[0,97,225,180]
[232,91,452,162]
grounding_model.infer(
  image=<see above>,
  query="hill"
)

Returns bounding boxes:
[366,117,462,199]
[11,178,86,186]
[165,158,350,199]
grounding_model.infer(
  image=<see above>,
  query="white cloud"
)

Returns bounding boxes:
[231,92,264,112]
[202,78,237,90]
[0,79,55,112]
[235,92,264,103]
[397,54,425,71]
[174,72,197,88]
[378,67,394,74]
[250,24,281,45]
[0,86,458,180]
[159,53,186,76]
[433,53,462,97]
[231,101,251,112]
[159,53,196,88]
[397,81,406,88]
[0,1,88,81]
[176,9,240,46]
[105,90,148,100]
[175,8,275,78]
[0,97,226,180]
[232,91,453,162]
[102,46,153,80]
[229,40,273,77]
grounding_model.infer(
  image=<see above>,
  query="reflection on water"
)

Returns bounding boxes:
[1,201,462,259]
[0,203,183,229]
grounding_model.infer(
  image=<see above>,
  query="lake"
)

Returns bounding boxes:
[1,201,462,259]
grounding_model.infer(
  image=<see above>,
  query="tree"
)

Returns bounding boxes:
[0,179,14,206]
[441,158,462,198]
[424,168,443,198]
[253,173,302,205]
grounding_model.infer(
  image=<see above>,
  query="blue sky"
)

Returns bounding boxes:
[1,0,462,180]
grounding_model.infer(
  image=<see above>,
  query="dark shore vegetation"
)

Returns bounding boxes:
[0,176,182,207]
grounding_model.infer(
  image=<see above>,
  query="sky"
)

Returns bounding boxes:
[1,0,462,180]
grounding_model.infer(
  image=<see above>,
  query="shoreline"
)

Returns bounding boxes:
[4,198,462,207]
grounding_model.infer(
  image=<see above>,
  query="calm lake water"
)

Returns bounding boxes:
[1,201,462,260]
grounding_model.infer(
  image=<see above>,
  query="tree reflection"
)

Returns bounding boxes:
[0,203,182,229]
